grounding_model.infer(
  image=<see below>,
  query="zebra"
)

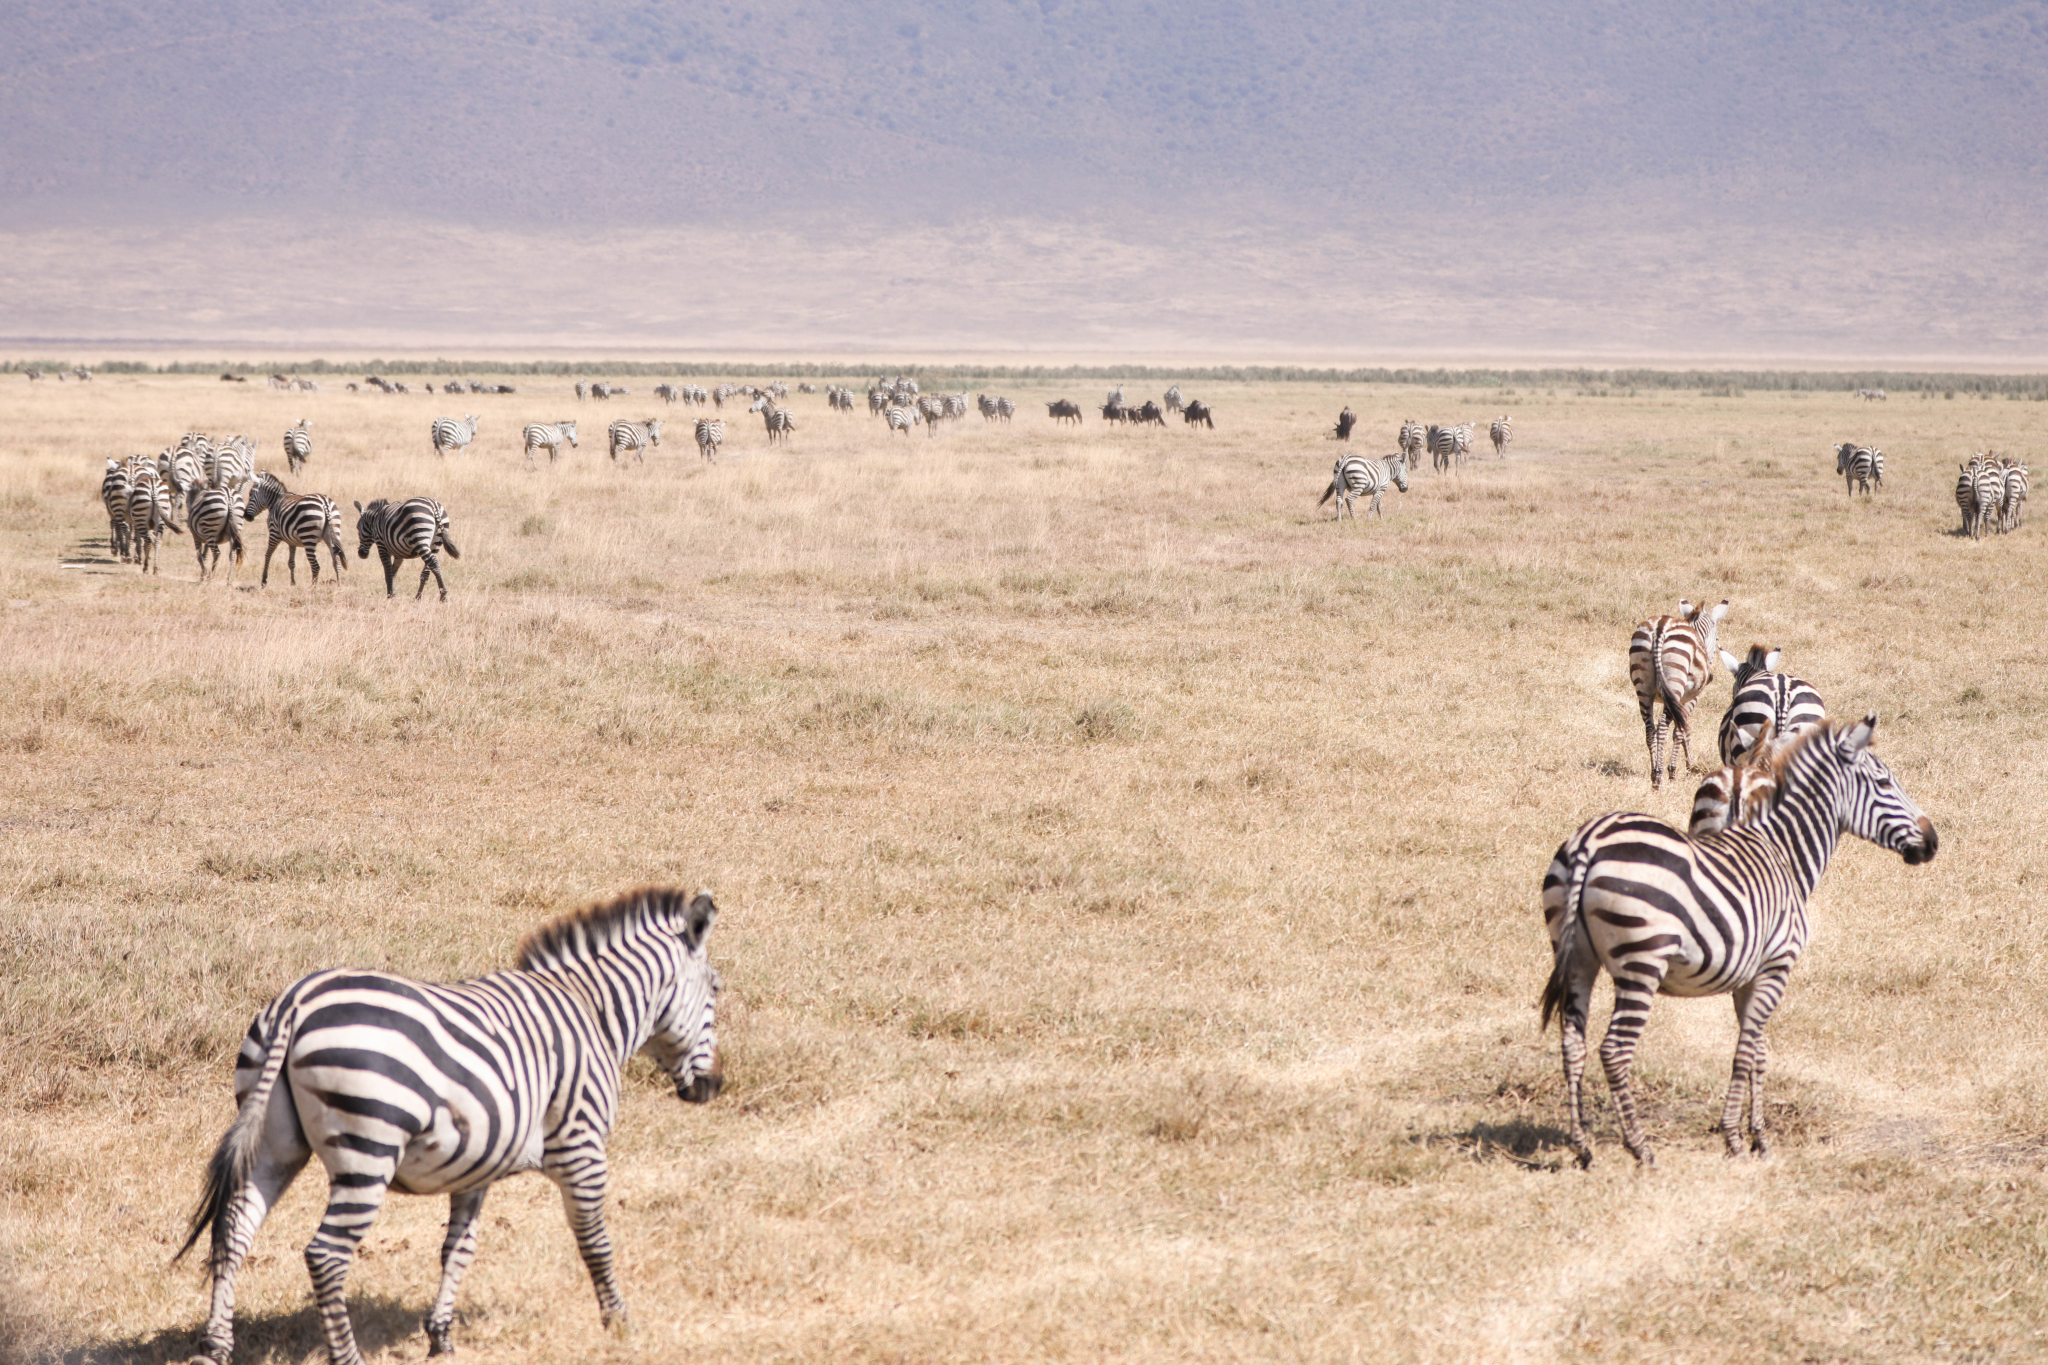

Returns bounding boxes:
[522,421,579,469]
[655,384,679,405]
[188,484,247,584]
[2004,460,2030,531]
[24,369,42,381]
[607,418,661,463]
[101,459,133,561]
[1975,458,2006,539]
[1857,387,1887,400]
[1398,419,1425,467]
[885,405,918,435]
[1689,721,1795,838]
[694,417,725,461]
[995,396,1015,422]
[1163,385,1185,413]
[282,420,313,474]
[916,394,946,433]
[1541,717,1936,1168]
[1319,454,1409,521]
[126,471,183,575]
[756,400,795,444]
[355,497,460,601]
[1836,442,1876,497]
[1425,424,1459,473]
[243,472,346,586]
[1715,645,1827,764]
[1628,598,1730,788]
[1106,385,1125,407]
[575,381,587,401]
[1490,415,1513,456]
[978,393,1000,422]
[177,887,722,1365]
[430,415,479,457]
[158,446,203,515]
[1957,462,1982,537]
[209,438,255,493]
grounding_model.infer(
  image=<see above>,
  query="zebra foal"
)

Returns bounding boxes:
[356,497,460,600]
[179,888,722,1365]
[1542,718,1936,1167]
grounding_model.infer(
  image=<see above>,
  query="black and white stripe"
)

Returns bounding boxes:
[1628,598,1729,788]
[608,418,661,463]
[1835,443,1877,497]
[523,421,579,469]
[102,459,133,561]
[1489,416,1513,456]
[126,471,183,575]
[187,485,247,584]
[1715,646,1827,764]
[886,404,919,435]
[1319,454,1409,520]
[282,420,313,474]
[355,496,460,600]
[243,472,346,586]
[1541,719,1936,1167]
[1398,420,1425,467]
[178,888,723,1365]
[694,418,725,462]
[430,415,480,457]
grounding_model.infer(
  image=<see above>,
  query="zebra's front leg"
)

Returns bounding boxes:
[424,1188,489,1356]
[1722,970,1789,1157]
[378,547,399,597]
[1599,962,1669,1166]
[305,1171,395,1365]
[553,1162,629,1335]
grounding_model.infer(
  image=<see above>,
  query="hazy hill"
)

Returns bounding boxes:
[4,0,2047,356]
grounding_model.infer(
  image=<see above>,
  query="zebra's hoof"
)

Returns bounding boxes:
[1574,1148,1593,1170]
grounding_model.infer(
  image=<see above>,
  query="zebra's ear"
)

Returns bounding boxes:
[682,891,717,947]
[1764,649,1782,671]
[353,501,363,513]
[1720,649,1739,672]
[1841,715,1878,754]
[1709,601,1730,623]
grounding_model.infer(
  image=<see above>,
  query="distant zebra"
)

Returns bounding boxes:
[356,497,461,601]
[1319,454,1409,521]
[978,393,1000,422]
[523,421,579,469]
[1715,645,1827,764]
[1425,424,1459,473]
[1163,386,1185,413]
[886,405,918,435]
[187,485,247,584]
[916,395,945,435]
[575,381,588,401]
[758,402,795,444]
[1835,442,1877,497]
[243,472,346,586]
[1542,718,1936,1168]
[126,472,183,575]
[24,369,42,382]
[694,418,725,461]
[430,415,479,457]
[1489,416,1513,456]
[177,887,722,1365]
[1106,385,1125,407]
[590,383,612,401]
[608,418,661,463]
[2004,460,2030,531]
[1398,419,1425,466]
[1857,387,1887,401]
[995,396,1016,422]
[655,384,680,405]
[1628,598,1730,788]
[102,460,133,561]
[1974,458,2005,539]
[282,420,313,474]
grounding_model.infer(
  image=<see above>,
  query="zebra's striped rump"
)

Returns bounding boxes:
[188,486,246,584]
[1715,645,1827,765]
[1542,718,1934,1168]
[356,497,459,601]
[179,888,722,1365]
[1320,454,1408,520]
[1627,598,1729,787]
[245,472,346,587]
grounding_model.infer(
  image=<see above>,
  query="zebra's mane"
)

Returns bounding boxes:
[515,886,710,970]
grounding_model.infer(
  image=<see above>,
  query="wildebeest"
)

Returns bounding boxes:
[1047,399,1084,425]
[1183,400,1214,428]
[1334,406,1357,441]
[1100,402,1129,424]
[1132,400,1167,427]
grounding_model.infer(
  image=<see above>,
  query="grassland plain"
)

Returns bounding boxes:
[2,374,2046,1364]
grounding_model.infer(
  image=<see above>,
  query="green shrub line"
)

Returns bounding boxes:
[6,357,2048,396]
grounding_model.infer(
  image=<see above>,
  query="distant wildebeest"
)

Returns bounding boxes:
[1100,402,1128,424]
[1047,399,1084,425]
[219,373,241,383]
[1133,401,1167,427]
[1334,407,1357,441]
[1183,400,1214,428]
[591,383,612,400]
[24,370,42,382]
[656,384,679,405]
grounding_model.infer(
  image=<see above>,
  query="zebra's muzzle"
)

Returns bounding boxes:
[677,1052,723,1103]
[1902,819,1938,865]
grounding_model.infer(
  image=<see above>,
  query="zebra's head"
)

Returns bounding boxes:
[354,499,389,557]
[1718,644,1782,688]
[1805,717,1938,865]
[242,473,282,520]
[645,891,723,1103]
[1679,599,1731,678]
[1837,442,1856,473]
[1388,455,1409,492]
[562,421,578,447]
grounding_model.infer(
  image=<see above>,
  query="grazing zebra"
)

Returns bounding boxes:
[1182,400,1214,428]
[2004,460,2030,531]
[693,417,725,461]
[1628,598,1730,788]
[1541,718,1936,1167]
[177,887,722,1365]
[243,472,346,586]
[1715,645,1827,764]
[1490,415,1513,456]
[608,418,661,463]
[1398,419,1425,467]
[522,421,579,469]
[355,497,460,601]
[1319,454,1409,520]
[885,405,918,435]
[1835,442,1877,497]
[1163,385,1185,413]
[1333,406,1357,441]
[126,472,183,575]
[282,420,313,474]
[101,460,132,561]
[430,415,479,457]
[1857,387,1887,401]
[187,485,247,584]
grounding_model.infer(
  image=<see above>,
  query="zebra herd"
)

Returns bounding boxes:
[95,429,459,598]
[1323,416,1514,520]
[1955,452,2029,538]
[1548,597,1936,1166]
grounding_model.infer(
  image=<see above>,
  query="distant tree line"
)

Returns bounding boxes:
[7,357,2048,398]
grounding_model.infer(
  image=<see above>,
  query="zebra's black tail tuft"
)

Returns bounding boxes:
[175,1014,295,1266]
[1539,840,1597,1033]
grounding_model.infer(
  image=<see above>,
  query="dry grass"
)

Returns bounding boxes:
[3,375,2047,1363]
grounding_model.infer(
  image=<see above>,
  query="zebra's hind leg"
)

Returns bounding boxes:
[417,552,447,602]
[552,1160,629,1334]
[1598,962,1670,1166]
[305,1171,396,1365]
[194,1123,311,1365]
[1644,712,1667,788]
[1721,970,1789,1157]
[1667,709,1694,785]
[425,1188,489,1356]
[1554,949,1601,1168]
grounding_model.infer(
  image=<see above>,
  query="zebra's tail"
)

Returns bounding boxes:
[440,529,461,559]
[174,1010,296,1265]
[1539,837,1597,1032]
[1318,476,1340,507]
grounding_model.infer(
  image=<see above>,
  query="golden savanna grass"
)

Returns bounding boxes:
[3,374,2047,1363]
